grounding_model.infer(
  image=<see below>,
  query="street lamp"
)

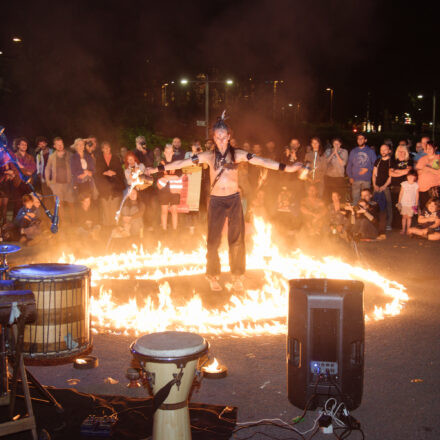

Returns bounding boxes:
[417,94,423,99]
[326,88,334,124]
[12,37,22,43]
[180,76,234,139]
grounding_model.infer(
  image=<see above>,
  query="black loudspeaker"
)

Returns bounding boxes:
[287,279,364,410]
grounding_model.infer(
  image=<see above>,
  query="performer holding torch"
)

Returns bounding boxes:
[146,113,303,291]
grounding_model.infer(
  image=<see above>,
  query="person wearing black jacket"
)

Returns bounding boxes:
[95,142,125,229]
[346,188,380,240]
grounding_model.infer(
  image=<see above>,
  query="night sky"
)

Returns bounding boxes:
[0,0,438,141]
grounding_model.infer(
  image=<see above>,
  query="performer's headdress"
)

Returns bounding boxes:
[212,110,230,133]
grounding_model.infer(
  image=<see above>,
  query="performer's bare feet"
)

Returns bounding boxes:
[206,275,222,291]
[232,275,245,292]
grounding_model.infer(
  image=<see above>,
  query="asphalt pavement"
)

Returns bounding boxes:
[5,231,440,439]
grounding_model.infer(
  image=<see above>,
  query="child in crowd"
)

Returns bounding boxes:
[397,170,419,235]
[14,194,41,244]
[408,198,440,240]
[112,189,145,238]
[76,191,101,241]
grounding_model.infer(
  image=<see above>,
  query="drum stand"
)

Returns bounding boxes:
[0,316,38,440]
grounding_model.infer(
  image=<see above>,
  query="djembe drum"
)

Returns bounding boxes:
[131,331,208,440]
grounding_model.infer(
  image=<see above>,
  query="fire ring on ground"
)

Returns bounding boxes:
[58,219,409,337]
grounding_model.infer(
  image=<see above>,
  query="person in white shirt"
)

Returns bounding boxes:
[397,170,419,235]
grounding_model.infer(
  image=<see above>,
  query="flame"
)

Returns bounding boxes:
[58,217,409,336]
[203,358,222,373]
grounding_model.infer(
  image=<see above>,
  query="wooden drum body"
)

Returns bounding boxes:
[8,264,92,365]
[131,331,208,440]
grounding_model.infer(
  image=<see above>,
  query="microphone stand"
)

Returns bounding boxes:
[0,128,58,232]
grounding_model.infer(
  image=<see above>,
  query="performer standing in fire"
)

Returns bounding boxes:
[146,113,303,291]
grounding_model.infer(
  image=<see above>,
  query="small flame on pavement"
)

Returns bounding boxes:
[203,358,222,373]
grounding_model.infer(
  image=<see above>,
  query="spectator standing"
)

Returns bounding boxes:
[35,136,53,195]
[0,162,14,226]
[416,141,440,209]
[288,138,305,163]
[157,144,182,231]
[134,136,154,168]
[45,137,74,223]
[397,170,418,235]
[346,133,377,204]
[172,137,185,161]
[282,139,305,202]
[134,136,156,230]
[12,138,36,216]
[304,137,327,198]
[70,138,95,205]
[413,136,430,163]
[390,145,413,228]
[372,144,393,233]
[95,142,125,229]
[125,152,145,185]
[324,137,348,200]
[119,146,128,164]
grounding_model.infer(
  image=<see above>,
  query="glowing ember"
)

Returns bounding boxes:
[203,357,222,373]
[58,218,409,336]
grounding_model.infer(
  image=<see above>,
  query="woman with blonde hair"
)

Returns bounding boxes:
[390,144,413,228]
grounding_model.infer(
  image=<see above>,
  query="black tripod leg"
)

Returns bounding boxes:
[9,319,26,418]
[25,368,64,414]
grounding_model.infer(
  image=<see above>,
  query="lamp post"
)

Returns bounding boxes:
[326,88,334,124]
[161,83,169,107]
[180,76,233,140]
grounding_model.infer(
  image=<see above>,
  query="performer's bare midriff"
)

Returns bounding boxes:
[147,116,302,291]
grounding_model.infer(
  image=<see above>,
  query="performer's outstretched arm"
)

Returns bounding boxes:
[146,152,209,175]
[235,149,302,172]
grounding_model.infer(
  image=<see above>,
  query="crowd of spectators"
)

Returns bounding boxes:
[1,131,439,246]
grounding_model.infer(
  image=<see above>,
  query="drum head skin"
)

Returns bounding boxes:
[133,331,208,359]
[9,263,89,279]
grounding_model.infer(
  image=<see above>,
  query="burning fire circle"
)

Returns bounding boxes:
[59,219,409,337]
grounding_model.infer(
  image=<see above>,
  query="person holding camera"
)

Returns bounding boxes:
[346,188,380,240]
